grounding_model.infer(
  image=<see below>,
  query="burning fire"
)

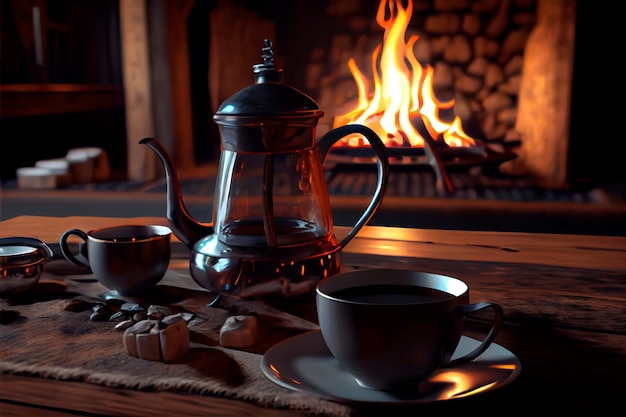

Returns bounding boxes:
[333,0,475,149]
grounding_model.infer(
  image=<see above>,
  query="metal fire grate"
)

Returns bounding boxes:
[325,166,609,203]
[325,126,519,197]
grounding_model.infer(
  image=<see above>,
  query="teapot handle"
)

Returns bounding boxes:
[318,125,389,249]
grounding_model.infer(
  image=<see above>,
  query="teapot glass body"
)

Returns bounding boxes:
[213,148,332,248]
[186,120,389,297]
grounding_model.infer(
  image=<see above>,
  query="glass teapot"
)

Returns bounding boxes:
[141,39,389,297]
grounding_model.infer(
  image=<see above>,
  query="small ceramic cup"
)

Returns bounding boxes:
[316,269,503,391]
[59,225,172,296]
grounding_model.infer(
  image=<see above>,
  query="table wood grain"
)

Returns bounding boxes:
[1,215,625,416]
[2,215,624,271]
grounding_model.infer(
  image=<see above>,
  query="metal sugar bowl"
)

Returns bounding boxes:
[142,39,389,297]
[0,237,54,296]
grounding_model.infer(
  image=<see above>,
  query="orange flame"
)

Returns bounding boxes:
[333,0,475,148]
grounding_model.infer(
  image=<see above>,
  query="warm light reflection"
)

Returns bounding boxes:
[269,363,302,385]
[333,0,475,149]
[491,363,517,371]
[430,370,493,399]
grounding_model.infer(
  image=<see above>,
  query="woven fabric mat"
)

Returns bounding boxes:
[0,261,352,417]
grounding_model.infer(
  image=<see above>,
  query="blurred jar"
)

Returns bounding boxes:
[16,167,56,190]
[65,151,93,184]
[35,158,72,187]
[66,147,110,182]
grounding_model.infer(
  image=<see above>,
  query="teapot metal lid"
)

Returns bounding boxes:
[213,39,324,126]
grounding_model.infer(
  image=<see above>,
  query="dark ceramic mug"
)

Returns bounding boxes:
[59,225,172,296]
[316,269,503,391]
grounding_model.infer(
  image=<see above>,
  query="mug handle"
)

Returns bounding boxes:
[444,301,504,367]
[317,124,390,248]
[59,229,90,267]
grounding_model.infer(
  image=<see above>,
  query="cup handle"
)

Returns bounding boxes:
[59,229,90,267]
[317,124,390,248]
[444,301,504,367]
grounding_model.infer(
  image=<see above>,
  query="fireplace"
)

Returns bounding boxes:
[207,0,540,182]
[300,0,522,195]
[202,0,622,192]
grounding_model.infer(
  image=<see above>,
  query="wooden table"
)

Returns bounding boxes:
[1,215,625,416]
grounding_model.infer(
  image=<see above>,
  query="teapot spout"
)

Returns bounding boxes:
[140,137,213,249]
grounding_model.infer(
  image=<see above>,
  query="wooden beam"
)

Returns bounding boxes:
[165,0,196,172]
[119,0,158,182]
[208,5,276,112]
[7,0,47,82]
[501,0,576,187]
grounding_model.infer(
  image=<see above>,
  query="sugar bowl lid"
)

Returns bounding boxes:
[0,237,53,270]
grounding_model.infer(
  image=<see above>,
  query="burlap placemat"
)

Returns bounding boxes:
[0,261,353,417]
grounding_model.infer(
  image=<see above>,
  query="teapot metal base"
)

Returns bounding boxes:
[188,234,343,297]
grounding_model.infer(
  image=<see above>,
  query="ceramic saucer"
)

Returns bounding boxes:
[261,331,521,405]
